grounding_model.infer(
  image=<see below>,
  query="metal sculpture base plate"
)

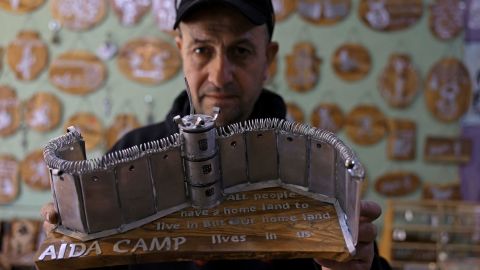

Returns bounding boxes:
[35,187,352,270]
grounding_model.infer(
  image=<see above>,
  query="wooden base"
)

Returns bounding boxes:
[35,187,352,270]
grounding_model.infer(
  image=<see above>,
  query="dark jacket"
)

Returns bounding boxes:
[108,90,391,270]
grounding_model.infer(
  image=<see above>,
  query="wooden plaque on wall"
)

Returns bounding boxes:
[152,0,177,35]
[272,0,298,22]
[24,92,62,132]
[20,149,50,191]
[297,0,351,25]
[310,103,345,133]
[0,85,21,137]
[332,43,371,82]
[358,0,423,32]
[345,105,386,145]
[375,171,421,197]
[429,0,464,40]
[386,118,416,161]
[3,219,41,266]
[0,155,19,204]
[422,181,461,200]
[111,0,151,27]
[64,112,104,151]
[285,102,305,123]
[285,42,322,92]
[7,31,48,81]
[50,0,107,31]
[424,136,472,163]
[0,0,44,13]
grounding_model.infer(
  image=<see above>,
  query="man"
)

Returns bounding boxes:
[43,1,390,269]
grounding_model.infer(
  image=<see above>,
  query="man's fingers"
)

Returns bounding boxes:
[357,222,377,243]
[359,200,381,222]
[40,202,58,224]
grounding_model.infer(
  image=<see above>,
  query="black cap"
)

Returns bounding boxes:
[174,0,275,40]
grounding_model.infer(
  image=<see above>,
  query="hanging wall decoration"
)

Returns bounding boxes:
[387,118,416,161]
[422,181,461,200]
[6,31,48,81]
[429,0,464,40]
[310,103,344,133]
[272,0,297,22]
[378,54,420,108]
[332,43,371,82]
[0,85,21,137]
[64,112,103,151]
[4,219,40,266]
[0,0,44,13]
[358,0,423,32]
[0,155,19,204]
[424,136,472,163]
[117,37,181,85]
[49,50,107,95]
[106,113,141,149]
[375,171,421,197]
[425,58,472,122]
[50,0,107,31]
[285,102,305,123]
[297,0,351,25]
[152,0,176,35]
[285,42,322,92]
[20,150,50,191]
[24,92,62,132]
[111,0,151,27]
[345,105,386,145]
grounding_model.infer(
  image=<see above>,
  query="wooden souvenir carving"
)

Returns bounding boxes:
[272,0,297,22]
[358,0,423,32]
[386,119,416,161]
[24,92,62,132]
[111,0,151,27]
[422,181,461,200]
[375,171,421,197]
[50,0,107,31]
[345,105,386,145]
[298,0,351,25]
[424,136,472,163]
[5,219,40,266]
[285,102,304,123]
[106,114,141,149]
[0,155,19,204]
[332,43,371,82]
[49,50,107,95]
[0,85,21,137]
[118,38,181,85]
[425,58,472,122]
[20,150,50,191]
[285,42,322,92]
[152,0,176,35]
[429,0,464,40]
[6,31,48,81]
[310,103,344,133]
[64,112,103,150]
[0,0,44,13]
[378,54,420,108]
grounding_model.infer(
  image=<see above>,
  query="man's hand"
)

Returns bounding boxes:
[314,200,382,270]
[40,202,58,236]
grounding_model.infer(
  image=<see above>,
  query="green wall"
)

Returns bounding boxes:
[0,1,463,236]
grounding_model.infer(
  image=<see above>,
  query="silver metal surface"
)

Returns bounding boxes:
[189,181,222,208]
[217,133,248,188]
[185,157,220,186]
[182,128,217,161]
[245,129,278,182]
[308,138,336,197]
[278,131,308,187]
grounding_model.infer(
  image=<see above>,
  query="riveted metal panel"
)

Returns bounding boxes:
[150,148,188,210]
[308,139,336,197]
[116,158,155,223]
[278,132,308,187]
[80,169,122,233]
[182,128,217,161]
[245,130,278,182]
[218,134,248,188]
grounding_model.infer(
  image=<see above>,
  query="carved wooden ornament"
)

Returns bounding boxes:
[20,149,50,191]
[50,0,107,31]
[285,42,322,92]
[429,0,464,40]
[106,113,141,149]
[49,50,107,95]
[7,31,48,81]
[387,118,416,161]
[0,85,21,137]
[272,0,297,22]
[375,171,421,197]
[310,103,344,133]
[25,92,62,132]
[0,155,19,204]
[111,0,151,27]
[152,0,176,34]
[358,0,423,32]
[118,38,181,85]
[5,219,41,265]
[332,43,371,82]
[0,0,44,13]
[345,105,386,145]
[298,0,351,25]
[425,58,472,122]
[422,181,461,200]
[285,102,304,123]
[378,54,420,108]
[64,112,103,150]
[424,136,472,163]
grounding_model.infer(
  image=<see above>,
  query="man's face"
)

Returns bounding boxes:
[176,5,278,126]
